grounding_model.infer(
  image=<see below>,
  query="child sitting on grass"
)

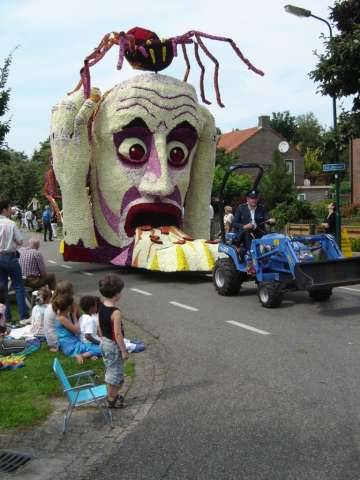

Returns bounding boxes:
[53,293,102,364]
[79,296,100,345]
[30,286,52,337]
[98,274,129,408]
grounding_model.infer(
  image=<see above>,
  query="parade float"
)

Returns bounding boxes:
[49,27,263,271]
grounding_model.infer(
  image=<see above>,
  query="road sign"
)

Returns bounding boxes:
[323,163,346,172]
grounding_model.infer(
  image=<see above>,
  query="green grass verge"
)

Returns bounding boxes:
[0,344,135,430]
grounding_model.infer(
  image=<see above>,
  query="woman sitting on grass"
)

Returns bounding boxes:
[44,280,80,352]
[53,293,102,364]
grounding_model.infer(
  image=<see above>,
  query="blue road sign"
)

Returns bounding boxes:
[323,163,346,172]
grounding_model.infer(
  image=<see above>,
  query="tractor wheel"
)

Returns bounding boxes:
[309,288,332,302]
[213,258,242,296]
[258,282,283,308]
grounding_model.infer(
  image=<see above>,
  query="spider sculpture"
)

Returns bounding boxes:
[72,27,264,108]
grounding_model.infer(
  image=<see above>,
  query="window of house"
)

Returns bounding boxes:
[285,159,295,184]
[285,159,294,174]
[297,193,306,201]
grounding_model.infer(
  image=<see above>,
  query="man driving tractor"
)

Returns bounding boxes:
[233,189,276,251]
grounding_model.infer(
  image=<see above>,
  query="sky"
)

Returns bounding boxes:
[1,0,339,157]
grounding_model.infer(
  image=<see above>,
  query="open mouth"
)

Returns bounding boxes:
[124,203,182,237]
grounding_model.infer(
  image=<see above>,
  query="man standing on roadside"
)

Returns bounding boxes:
[19,238,57,290]
[0,199,29,322]
[42,205,53,242]
[25,209,34,230]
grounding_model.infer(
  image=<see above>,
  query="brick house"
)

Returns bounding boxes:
[217,115,305,186]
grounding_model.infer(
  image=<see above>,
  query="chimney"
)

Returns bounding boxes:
[258,115,271,129]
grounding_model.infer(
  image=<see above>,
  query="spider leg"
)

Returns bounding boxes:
[117,35,127,70]
[195,33,224,108]
[184,31,264,76]
[67,79,83,96]
[80,61,91,99]
[193,42,211,105]
[75,33,120,97]
[181,44,190,82]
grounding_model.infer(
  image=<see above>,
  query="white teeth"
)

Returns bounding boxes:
[120,198,182,241]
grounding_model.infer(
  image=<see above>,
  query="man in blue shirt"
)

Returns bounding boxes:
[42,206,53,242]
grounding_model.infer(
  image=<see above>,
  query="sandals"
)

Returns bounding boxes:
[107,395,127,409]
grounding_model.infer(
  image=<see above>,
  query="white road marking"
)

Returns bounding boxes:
[339,287,360,294]
[61,264,72,269]
[130,288,152,296]
[226,320,270,335]
[48,260,57,264]
[169,301,199,312]
[83,272,94,276]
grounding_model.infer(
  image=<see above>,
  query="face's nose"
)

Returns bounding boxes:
[138,134,174,197]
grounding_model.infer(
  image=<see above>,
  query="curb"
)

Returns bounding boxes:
[1,319,166,480]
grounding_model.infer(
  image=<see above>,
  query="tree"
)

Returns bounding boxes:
[294,113,323,155]
[270,111,298,142]
[0,149,32,206]
[212,150,251,200]
[260,150,296,210]
[304,147,323,175]
[309,0,360,137]
[0,53,13,151]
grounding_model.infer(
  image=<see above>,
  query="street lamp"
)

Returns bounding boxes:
[284,4,341,245]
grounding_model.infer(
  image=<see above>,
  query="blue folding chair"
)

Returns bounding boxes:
[52,358,112,433]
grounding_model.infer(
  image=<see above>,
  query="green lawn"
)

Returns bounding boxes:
[0,345,135,430]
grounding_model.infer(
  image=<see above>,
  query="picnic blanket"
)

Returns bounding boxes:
[0,353,26,370]
[0,338,41,371]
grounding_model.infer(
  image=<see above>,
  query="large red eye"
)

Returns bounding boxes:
[118,137,148,166]
[167,141,189,168]
[170,147,185,164]
[129,144,145,161]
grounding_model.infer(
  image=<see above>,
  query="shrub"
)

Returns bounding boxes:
[271,200,315,231]
[351,238,360,252]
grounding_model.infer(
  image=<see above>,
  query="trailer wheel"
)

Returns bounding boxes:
[308,288,332,302]
[258,282,283,308]
[213,258,242,296]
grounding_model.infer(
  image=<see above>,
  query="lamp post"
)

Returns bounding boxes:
[284,4,341,246]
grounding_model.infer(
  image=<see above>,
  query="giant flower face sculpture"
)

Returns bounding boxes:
[50,73,216,266]
[50,27,263,269]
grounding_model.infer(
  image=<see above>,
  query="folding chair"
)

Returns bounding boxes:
[52,358,112,433]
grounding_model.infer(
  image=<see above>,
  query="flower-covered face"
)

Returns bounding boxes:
[91,74,204,249]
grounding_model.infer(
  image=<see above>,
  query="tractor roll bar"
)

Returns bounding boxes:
[218,163,264,242]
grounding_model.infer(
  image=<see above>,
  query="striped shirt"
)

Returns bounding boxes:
[19,247,46,277]
[0,215,23,253]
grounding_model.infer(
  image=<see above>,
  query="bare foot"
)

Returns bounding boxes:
[91,356,98,361]
[75,354,84,364]
[49,347,58,353]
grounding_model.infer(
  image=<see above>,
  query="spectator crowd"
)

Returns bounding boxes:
[0,197,134,408]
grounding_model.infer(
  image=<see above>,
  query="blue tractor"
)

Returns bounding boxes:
[213,163,360,307]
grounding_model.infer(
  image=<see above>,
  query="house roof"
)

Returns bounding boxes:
[217,127,259,153]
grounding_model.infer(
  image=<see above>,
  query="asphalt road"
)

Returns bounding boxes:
[38,235,360,479]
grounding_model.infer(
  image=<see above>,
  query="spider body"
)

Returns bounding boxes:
[74,27,264,107]
[123,27,174,72]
